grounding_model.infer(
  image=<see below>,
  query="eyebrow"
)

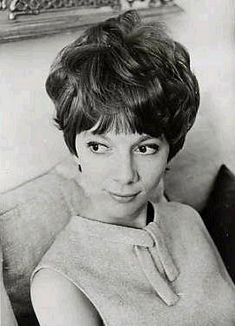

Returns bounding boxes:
[90,132,108,139]
[132,135,163,148]
[136,135,158,142]
[90,133,162,144]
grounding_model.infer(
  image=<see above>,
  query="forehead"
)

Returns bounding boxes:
[78,130,165,144]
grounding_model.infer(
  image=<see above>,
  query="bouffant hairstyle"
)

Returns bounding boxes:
[46,10,200,161]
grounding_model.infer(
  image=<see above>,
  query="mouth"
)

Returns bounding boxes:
[108,191,140,203]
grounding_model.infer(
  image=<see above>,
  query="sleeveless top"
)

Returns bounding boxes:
[31,202,235,326]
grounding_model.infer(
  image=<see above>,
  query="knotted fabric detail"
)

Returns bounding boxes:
[134,221,179,306]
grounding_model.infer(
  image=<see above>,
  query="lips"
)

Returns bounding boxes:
[108,191,140,203]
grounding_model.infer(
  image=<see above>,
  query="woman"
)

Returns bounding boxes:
[30,10,235,326]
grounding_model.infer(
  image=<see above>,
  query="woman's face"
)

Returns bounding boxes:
[75,129,169,226]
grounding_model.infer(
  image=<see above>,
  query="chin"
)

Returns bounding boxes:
[107,196,147,219]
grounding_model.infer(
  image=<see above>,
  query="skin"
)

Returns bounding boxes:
[1,251,18,326]
[74,130,170,228]
[1,282,18,326]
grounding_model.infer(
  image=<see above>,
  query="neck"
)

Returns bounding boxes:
[97,204,148,229]
[77,187,149,229]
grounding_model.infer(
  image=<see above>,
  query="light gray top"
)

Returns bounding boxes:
[32,202,235,326]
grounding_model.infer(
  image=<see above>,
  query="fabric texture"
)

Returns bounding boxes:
[201,164,235,283]
[0,159,82,322]
[32,202,235,326]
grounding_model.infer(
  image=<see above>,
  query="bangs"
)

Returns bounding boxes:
[74,76,169,139]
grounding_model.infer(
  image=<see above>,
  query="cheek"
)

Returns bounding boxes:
[80,156,113,185]
[139,158,167,189]
[142,168,163,188]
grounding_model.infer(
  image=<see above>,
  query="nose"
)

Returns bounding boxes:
[113,153,139,185]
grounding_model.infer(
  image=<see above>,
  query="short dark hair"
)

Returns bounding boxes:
[46,10,200,160]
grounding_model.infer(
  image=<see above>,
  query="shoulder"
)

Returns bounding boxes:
[158,201,203,230]
[158,201,212,246]
[31,268,102,326]
[158,202,234,283]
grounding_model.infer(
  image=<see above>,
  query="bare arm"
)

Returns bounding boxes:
[0,246,18,326]
[31,269,103,326]
[1,279,18,326]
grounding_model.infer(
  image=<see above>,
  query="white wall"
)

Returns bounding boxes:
[0,33,77,193]
[165,0,235,208]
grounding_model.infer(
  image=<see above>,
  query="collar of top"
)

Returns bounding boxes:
[71,202,180,306]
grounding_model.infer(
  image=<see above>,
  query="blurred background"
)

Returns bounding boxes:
[0,0,235,207]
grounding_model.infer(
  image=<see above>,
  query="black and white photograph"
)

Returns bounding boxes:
[0,0,235,325]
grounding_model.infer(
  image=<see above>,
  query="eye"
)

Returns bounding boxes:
[135,144,159,155]
[87,141,109,154]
